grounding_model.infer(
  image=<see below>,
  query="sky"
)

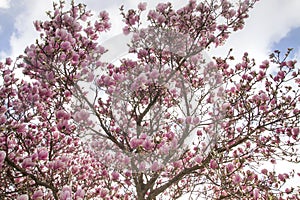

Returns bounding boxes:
[1,0,300,63]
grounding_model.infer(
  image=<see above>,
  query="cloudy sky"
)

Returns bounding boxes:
[1,0,300,63]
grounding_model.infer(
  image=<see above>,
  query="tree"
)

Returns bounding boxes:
[0,0,300,199]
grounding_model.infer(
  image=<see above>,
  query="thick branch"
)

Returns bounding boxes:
[5,157,59,200]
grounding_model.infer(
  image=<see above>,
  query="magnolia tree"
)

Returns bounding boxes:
[1,0,300,199]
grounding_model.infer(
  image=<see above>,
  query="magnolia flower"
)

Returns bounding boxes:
[17,194,29,200]
[209,159,218,169]
[0,151,6,164]
[38,148,48,160]
[185,116,193,124]
[59,186,72,200]
[253,188,259,199]
[226,163,234,173]
[138,2,147,11]
[74,109,90,122]
[233,174,242,183]
[75,187,85,199]
[61,41,71,51]
[130,138,143,149]
[222,102,231,110]
[22,158,34,168]
[194,155,203,164]
[111,171,119,181]
[193,117,200,124]
[32,190,43,200]
[122,26,130,35]
[99,188,108,198]
[151,161,161,172]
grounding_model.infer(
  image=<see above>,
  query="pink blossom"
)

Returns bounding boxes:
[173,161,182,168]
[57,120,69,131]
[193,117,200,124]
[293,127,299,136]
[125,171,131,177]
[38,148,48,160]
[159,145,170,155]
[137,73,147,83]
[31,153,38,161]
[156,3,168,12]
[197,130,202,136]
[71,166,79,175]
[32,190,43,200]
[99,11,109,20]
[139,162,146,171]
[277,70,285,79]
[75,187,85,199]
[222,102,230,110]
[143,138,153,151]
[157,15,166,24]
[259,60,269,69]
[226,163,234,173]
[111,171,119,181]
[55,29,68,39]
[72,53,79,63]
[59,186,72,200]
[148,10,158,20]
[253,188,259,199]
[185,116,193,124]
[34,20,42,31]
[209,159,218,169]
[17,194,29,200]
[138,49,148,58]
[233,174,242,183]
[278,173,285,182]
[130,138,143,148]
[80,13,88,21]
[0,151,6,164]
[97,45,106,54]
[50,159,65,170]
[122,25,131,35]
[22,158,34,168]
[194,155,203,164]
[3,74,11,83]
[5,57,12,65]
[228,9,236,18]
[285,187,292,194]
[61,41,71,51]
[166,131,175,140]
[99,188,108,198]
[64,90,71,98]
[151,161,160,171]
[0,105,7,114]
[113,73,124,81]
[56,110,70,120]
[287,60,295,68]
[74,109,90,122]
[138,2,147,11]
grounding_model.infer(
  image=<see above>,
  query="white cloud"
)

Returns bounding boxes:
[8,0,185,59]
[7,0,300,64]
[0,0,10,9]
[9,0,52,58]
[211,0,300,62]
[0,51,8,59]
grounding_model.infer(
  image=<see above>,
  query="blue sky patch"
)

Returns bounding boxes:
[271,27,300,58]
[0,0,26,56]
[0,9,15,54]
